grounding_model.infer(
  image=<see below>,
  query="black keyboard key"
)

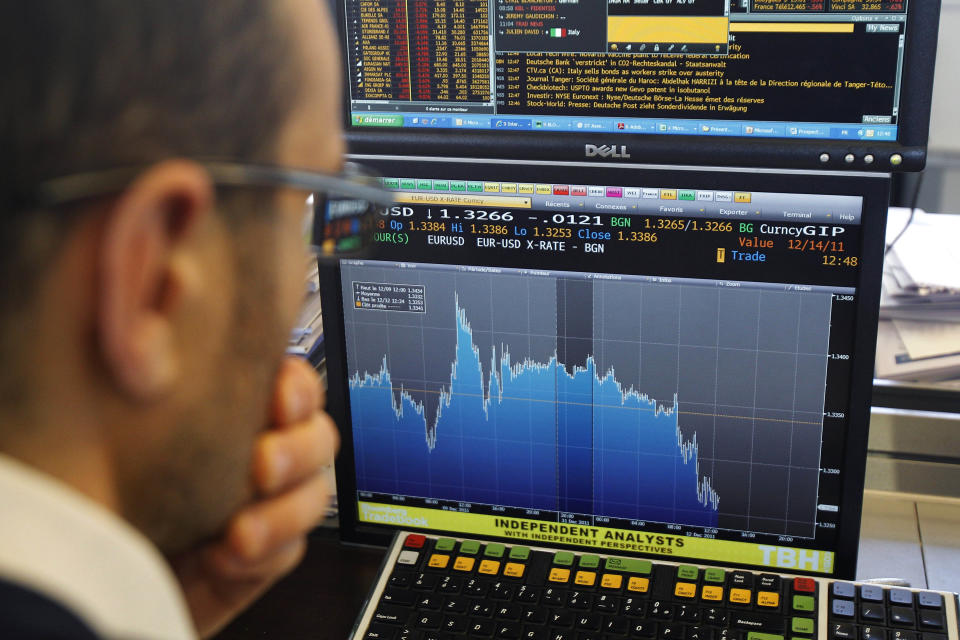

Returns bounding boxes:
[729,572,753,588]
[375,604,411,626]
[421,631,445,640]
[575,614,601,631]
[687,627,715,640]
[622,598,645,617]
[550,611,574,627]
[549,630,575,640]
[629,621,657,638]
[492,582,516,600]
[516,586,540,603]
[703,608,727,627]
[676,605,700,622]
[443,597,468,614]
[595,594,619,613]
[862,626,887,640]
[716,628,738,640]
[649,601,674,620]
[470,620,496,637]
[525,607,548,624]
[522,628,548,640]
[443,616,468,634]
[605,616,629,635]
[390,573,412,588]
[414,573,439,591]
[398,624,418,640]
[730,611,784,633]
[497,604,522,620]
[366,623,400,640]
[383,588,416,607]
[922,635,948,640]
[660,624,683,639]
[577,632,602,640]
[497,622,522,639]
[920,611,945,630]
[833,624,857,640]
[471,602,493,617]
[891,607,916,627]
[891,632,918,640]
[861,603,886,622]
[465,579,489,596]
[543,588,566,606]
[757,575,781,591]
[416,595,443,610]
[415,613,443,629]
[568,591,591,609]
[438,576,463,594]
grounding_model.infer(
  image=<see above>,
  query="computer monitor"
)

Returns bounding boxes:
[334,0,940,171]
[326,158,890,579]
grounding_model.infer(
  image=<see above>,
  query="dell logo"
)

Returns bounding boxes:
[585,144,631,159]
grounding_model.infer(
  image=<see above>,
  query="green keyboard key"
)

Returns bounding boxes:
[553,551,574,566]
[747,633,784,640]
[434,538,456,552]
[509,546,530,560]
[793,595,815,612]
[459,540,480,555]
[704,568,725,583]
[791,618,815,635]
[579,554,600,569]
[604,557,652,574]
[677,565,699,580]
[484,543,505,558]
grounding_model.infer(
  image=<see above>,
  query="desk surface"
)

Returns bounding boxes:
[215,491,960,640]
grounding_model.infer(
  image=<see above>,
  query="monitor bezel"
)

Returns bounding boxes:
[325,157,890,580]
[334,1,940,173]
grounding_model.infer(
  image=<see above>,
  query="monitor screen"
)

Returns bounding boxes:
[326,158,888,578]
[335,1,940,171]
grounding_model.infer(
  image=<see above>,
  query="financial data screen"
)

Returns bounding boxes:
[343,0,909,142]
[341,171,866,575]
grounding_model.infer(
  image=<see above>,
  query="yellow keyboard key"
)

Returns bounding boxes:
[428,554,449,569]
[503,562,525,578]
[675,582,697,599]
[575,571,597,587]
[600,574,623,589]
[453,557,475,572]
[758,591,780,608]
[548,567,570,583]
[730,588,752,605]
[702,585,724,601]
[627,577,649,593]
[478,560,500,575]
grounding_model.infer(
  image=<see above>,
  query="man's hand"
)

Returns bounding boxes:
[174,356,340,638]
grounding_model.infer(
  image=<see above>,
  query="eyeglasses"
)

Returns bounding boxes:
[22,160,395,259]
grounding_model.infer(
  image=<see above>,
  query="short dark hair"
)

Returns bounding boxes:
[0,1,304,406]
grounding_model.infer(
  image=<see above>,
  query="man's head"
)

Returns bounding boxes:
[0,0,343,555]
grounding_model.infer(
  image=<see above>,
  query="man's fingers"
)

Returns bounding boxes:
[253,411,340,494]
[272,356,324,425]
[227,471,334,562]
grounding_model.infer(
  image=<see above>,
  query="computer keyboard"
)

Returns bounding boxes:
[350,532,959,640]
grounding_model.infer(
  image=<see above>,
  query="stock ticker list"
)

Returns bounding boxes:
[347,0,490,103]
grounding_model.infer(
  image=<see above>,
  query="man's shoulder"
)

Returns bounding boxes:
[0,576,101,639]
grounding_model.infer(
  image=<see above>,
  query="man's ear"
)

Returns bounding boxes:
[97,160,214,401]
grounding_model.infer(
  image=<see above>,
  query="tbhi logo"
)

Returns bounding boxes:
[585,144,631,159]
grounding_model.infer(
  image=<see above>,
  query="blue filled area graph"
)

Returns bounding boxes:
[342,261,832,537]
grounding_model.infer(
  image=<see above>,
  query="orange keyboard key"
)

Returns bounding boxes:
[627,577,649,593]
[601,574,623,589]
[730,588,752,605]
[675,582,697,599]
[478,560,500,575]
[575,571,597,586]
[453,557,475,572]
[503,562,525,578]
[758,591,780,608]
[548,568,570,583]
[428,554,449,569]
[702,586,724,601]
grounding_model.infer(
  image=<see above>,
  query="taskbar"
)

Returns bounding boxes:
[351,112,897,142]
